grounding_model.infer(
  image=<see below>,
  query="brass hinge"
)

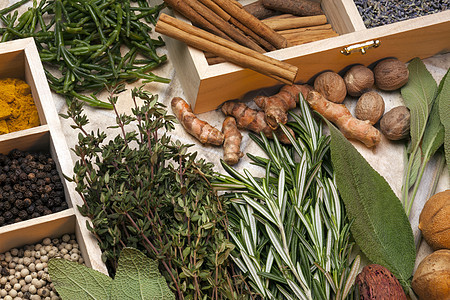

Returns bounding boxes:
[341,40,381,55]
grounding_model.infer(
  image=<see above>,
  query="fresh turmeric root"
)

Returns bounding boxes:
[221,101,294,144]
[171,97,224,145]
[306,91,381,147]
[222,116,244,165]
[254,84,312,129]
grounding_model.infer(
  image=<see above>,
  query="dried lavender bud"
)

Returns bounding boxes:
[354,0,448,28]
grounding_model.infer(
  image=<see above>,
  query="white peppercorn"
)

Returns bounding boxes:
[9,288,18,297]
[10,278,18,285]
[23,257,31,266]
[20,269,29,277]
[29,263,36,272]
[13,283,21,290]
[63,254,71,260]
[4,295,13,300]
[5,283,12,291]
[0,289,7,297]
[40,256,48,263]
[70,253,79,261]
[37,287,49,297]
[35,263,44,271]
[1,276,7,285]
[28,284,37,294]
[10,249,19,257]
[62,234,70,243]
[24,275,32,283]
[34,244,42,251]
[42,238,51,246]
[60,249,68,255]
[30,294,41,300]
[21,283,29,292]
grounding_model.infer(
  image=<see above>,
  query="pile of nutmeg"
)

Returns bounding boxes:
[318,58,410,141]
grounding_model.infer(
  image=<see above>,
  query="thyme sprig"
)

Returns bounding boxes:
[63,86,248,300]
[214,97,359,300]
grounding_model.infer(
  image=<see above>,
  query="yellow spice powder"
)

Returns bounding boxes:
[0,78,40,134]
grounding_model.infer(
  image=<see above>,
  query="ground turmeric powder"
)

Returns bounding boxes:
[0,78,40,135]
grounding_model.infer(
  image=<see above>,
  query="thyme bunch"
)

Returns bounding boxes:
[63,86,247,300]
[214,97,359,300]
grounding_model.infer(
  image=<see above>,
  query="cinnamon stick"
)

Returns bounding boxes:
[211,0,288,49]
[155,14,298,84]
[262,0,323,16]
[286,30,339,46]
[279,25,336,40]
[163,0,230,40]
[197,0,276,51]
[185,0,265,52]
[243,0,278,19]
[263,15,328,31]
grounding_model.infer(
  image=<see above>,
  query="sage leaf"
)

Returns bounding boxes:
[422,98,444,160]
[110,248,175,300]
[438,69,450,174]
[328,121,415,288]
[49,248,174,300]
[401,58,438,152]
[48,259,113,300]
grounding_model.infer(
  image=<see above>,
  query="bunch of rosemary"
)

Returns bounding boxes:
[63,86,246,300]
[214,98,359,300]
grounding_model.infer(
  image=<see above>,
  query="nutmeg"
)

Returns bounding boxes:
[355,91,385,125]
[380,106,410,140]
[314,71,347,103]
[418,189,450,250]
[412,250,450,300]
[356,264,407,300]
[344,65,374,97]
[374,58,409,91]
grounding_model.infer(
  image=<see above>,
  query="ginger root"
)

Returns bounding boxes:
[254,84,312,129]
[306,91,381,147]
[171,97,224,145]
[221,101,294,144]
[222,116,244,165]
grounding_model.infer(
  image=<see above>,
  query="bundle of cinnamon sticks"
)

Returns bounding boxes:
[157,0,298,84]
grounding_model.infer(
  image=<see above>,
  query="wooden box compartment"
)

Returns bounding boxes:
[164,0,450,113]
[0,38,106,274]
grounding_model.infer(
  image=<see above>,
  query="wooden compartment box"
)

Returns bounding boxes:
[164,0,450,113]
[0,38,107,274]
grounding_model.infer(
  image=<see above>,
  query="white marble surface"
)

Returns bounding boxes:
[2,0,449,276]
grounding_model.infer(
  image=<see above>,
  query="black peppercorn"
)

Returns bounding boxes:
[26,204,35,215]
[15,199,24,209]
[18,210,28,219]
[10,207,19,216]
[0,149,67,227]
[3,211,13,220]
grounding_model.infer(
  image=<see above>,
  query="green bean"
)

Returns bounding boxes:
[0,0,30,15]
[70,90,113,109]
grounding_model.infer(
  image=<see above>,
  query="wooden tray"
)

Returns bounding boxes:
[164,0,450,113]
[0,38,107,274]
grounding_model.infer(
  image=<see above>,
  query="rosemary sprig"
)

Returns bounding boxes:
[214,96,359,300]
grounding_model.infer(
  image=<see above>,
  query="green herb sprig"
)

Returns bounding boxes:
[214,97,359,300]
[49,247,175,300]
[401,58,449,216]
[0,0,169,109]
[63,86,249,299]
